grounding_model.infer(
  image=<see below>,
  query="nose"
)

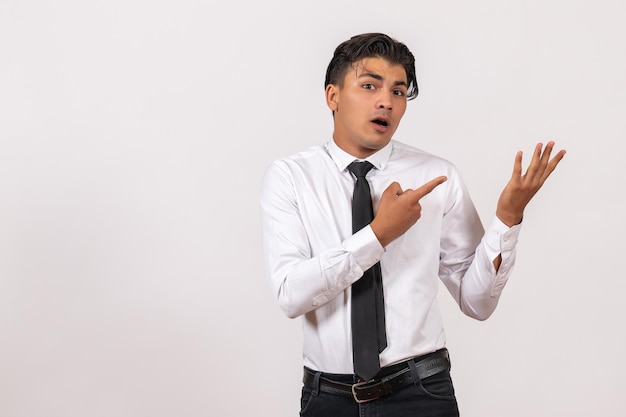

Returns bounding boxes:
[376,91,393,110]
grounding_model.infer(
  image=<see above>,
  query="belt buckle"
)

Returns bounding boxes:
[351,380,379,404]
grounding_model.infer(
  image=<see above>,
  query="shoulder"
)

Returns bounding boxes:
[390,140,458,172]
[266,144,328,171]
[261,144,332,189]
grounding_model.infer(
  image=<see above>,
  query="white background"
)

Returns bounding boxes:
[1,1,624,416]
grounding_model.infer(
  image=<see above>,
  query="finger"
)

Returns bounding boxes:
[524,142,544,178]
[511,150,523,180]
[539,149,566,182]
[536,141,555,172]
[384,181,403,197]
[536,141,556,173]
[411,176,448,200]
[540,141,555,163]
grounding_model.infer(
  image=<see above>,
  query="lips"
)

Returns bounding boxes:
[370,116,391,132]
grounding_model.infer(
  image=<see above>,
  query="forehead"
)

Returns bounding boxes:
[347,57,407,82]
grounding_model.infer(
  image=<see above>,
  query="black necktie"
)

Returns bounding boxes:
[348,161,387,381]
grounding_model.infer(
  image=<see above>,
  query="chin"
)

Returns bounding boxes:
[365,138,392,150]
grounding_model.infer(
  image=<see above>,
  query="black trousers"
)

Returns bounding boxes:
[300,353,459,417]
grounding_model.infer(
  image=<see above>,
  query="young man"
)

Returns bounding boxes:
[260,33,565,416]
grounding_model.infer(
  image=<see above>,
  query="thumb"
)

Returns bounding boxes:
[384,181,404,196]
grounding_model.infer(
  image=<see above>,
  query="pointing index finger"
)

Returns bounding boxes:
[410,176,448,200]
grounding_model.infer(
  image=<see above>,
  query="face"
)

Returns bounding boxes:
[326,57,408,158]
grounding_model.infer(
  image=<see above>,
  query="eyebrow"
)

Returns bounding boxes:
[358,72,408,87]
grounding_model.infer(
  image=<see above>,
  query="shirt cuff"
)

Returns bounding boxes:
[342,225,385,273]
[483,216,522,262]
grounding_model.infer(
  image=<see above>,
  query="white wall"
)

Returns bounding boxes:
[1,1,624,416]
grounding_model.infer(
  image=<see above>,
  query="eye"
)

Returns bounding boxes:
[362,83,376,90]
[393,89,406,97]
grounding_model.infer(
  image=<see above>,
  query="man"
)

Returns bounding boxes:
[260,33,565,416]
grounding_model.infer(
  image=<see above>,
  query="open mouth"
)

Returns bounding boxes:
[372,118,389,127]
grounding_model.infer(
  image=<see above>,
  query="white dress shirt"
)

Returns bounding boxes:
[260,139,521,374]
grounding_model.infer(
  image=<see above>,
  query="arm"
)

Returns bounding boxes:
[435,169,512,321]
[447,215,521,320]
[446,142,566,319]
[260,161,384,318]
[368,172,506,319]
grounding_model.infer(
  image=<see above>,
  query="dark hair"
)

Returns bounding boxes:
[324,33,418,100]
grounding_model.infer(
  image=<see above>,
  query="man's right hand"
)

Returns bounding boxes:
[370,176,447,247]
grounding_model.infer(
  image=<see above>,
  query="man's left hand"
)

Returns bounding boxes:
[496,141,566,227]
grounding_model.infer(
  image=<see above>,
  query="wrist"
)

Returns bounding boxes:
[370,220,392,248]
[495,209,523,228]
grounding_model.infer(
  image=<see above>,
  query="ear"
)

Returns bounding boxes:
[325,84,339,112]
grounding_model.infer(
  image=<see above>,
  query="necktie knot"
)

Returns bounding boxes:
[348,161,374,179]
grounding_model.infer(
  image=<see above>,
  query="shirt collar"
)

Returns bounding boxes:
[325,139,393,172]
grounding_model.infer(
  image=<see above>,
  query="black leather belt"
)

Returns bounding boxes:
[303,349,450,403]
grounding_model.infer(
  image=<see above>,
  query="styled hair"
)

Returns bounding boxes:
[324,33,418,100]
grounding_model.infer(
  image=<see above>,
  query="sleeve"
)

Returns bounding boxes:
[438,169,522,320]
[260,161,385,319]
